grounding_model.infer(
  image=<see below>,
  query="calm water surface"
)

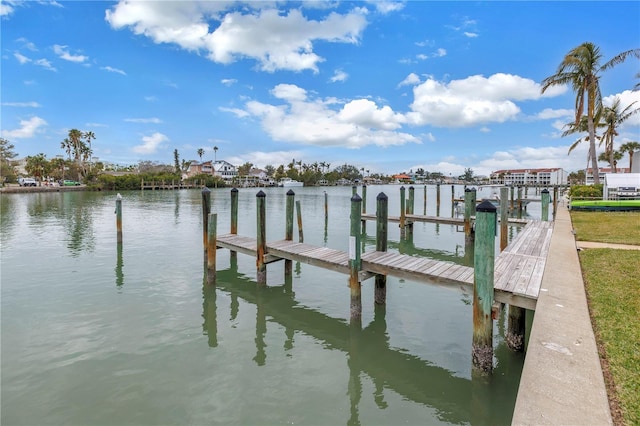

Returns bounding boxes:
[1,185,541,425]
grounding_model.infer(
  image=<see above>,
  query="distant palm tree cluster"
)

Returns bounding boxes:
[542,42,640,183]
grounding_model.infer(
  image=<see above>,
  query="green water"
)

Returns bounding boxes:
[1,186,532,425]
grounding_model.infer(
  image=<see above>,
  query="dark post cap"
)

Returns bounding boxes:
[231,187,238,193]
[351,194,362,202]
[377,192,388,201]
[541,189,549,193]
[400,186,405,190]
[256,190,266,197]
[476,199,497,212]
[286,189,295,196]
[201,187,211,194]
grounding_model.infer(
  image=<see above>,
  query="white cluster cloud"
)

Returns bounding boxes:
[132,132,169,154]
[1,116,47,139]
[226,83,419,148]
[13,52,57,71]
[105,1,369,72]
[407,73,567,127]
[53,44,88,63]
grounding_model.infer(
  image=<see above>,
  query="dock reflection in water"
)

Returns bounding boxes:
[203,257,524,425]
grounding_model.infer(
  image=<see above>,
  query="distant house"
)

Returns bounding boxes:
[392,174,413,183]
[187,160,214,177]
[585,167,630,185]
[213,160,237,181]
[490,168,568,186]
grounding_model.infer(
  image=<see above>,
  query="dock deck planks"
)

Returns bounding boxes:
[215,219,553,310]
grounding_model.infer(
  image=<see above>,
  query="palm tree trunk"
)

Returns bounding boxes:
[588,116,600,184]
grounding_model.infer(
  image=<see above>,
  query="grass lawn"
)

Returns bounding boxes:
[572,211,640,425]
[571,211,640,245]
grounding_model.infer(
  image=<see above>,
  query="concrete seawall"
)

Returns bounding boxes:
[511,203,611,424]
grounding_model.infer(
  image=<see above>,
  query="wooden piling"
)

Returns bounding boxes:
[399,186,406,238]
[202,187,211,251]
[517,186,523,218]
[349,194,363,320]
[285,189,294,277]
[423,185,427,215]
[541,189,550,222]
[230,188,238,261]
[407,186,415,215]
[510,186,515,212]
[207,213,217,281]
[436,183,441,215]
[352,185,357,197]
[473,200,497,374]
[115,193,123,244]
[463,188,475,242]
[553,186,558,219]
[362,185,367,214]
[500,187,509,252]
[375,192,388,305]
[296,200,304,243]
[256,190,267,285]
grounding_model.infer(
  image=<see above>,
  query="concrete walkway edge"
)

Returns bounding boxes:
[511,204,612,425]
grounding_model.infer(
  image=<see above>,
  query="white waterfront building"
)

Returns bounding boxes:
[489,168,568,186]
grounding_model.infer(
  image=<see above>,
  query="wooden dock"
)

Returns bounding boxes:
[216,219,553,310]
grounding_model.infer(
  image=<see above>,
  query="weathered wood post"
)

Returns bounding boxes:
[500,187,509,252]
[352,185,357,197]
[296,200,304,243]
[362,185,367,214]
[505,187,525,351]
[230,187,238,262]
[407,186,414,237]
[324,191,328,222]
[423,185,427,215]
[552,186,558,219]
[349,194,363,320]
[115,193,123,244]
[436,183,441,216]
[375,192,388,305]
[207,213,217,282]
[256,190,267,285]
[509,186,514,212]
[473,200,497,374]
[285,189,295,278]
[399,186,406,238]
[451,185,455,217]
[362,185,367,233]
[541,189,550,221]
[202,187,211,252]
[464,188,476,242]
[517,186,523,218]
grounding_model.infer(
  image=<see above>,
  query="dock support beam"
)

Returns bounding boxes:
[407,186,414,237]
[256,191,267,285]
[399,186,406,238]
[423,185,427,215]
[207,213,217,283]
[552,186,558,219]
[436,184,441,216]
[463,188,476,243]
[285,189,294,278]
[541,189,550,222]
[349,194,363,320]
[115,193,123,244]
[500,187,509,252]
[375,192,388,305]
[230,188,238,262]
[473,200,497,374]
[296,200,304,243]
[202,187,211,252]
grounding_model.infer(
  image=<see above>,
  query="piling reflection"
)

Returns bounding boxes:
[200,253,524,425]
[115,243,124,287]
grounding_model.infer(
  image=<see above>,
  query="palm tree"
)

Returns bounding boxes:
[598,150,623,171]
[619,141,640,172]
[562,114,605,174]
[84,131,96,170]
[600,97,640,172]
[60,138,72,160]
[197,148,205,162]
[213,146,218,162]
[541,42,639,184]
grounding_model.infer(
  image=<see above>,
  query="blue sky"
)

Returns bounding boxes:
[2,1,639,177]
